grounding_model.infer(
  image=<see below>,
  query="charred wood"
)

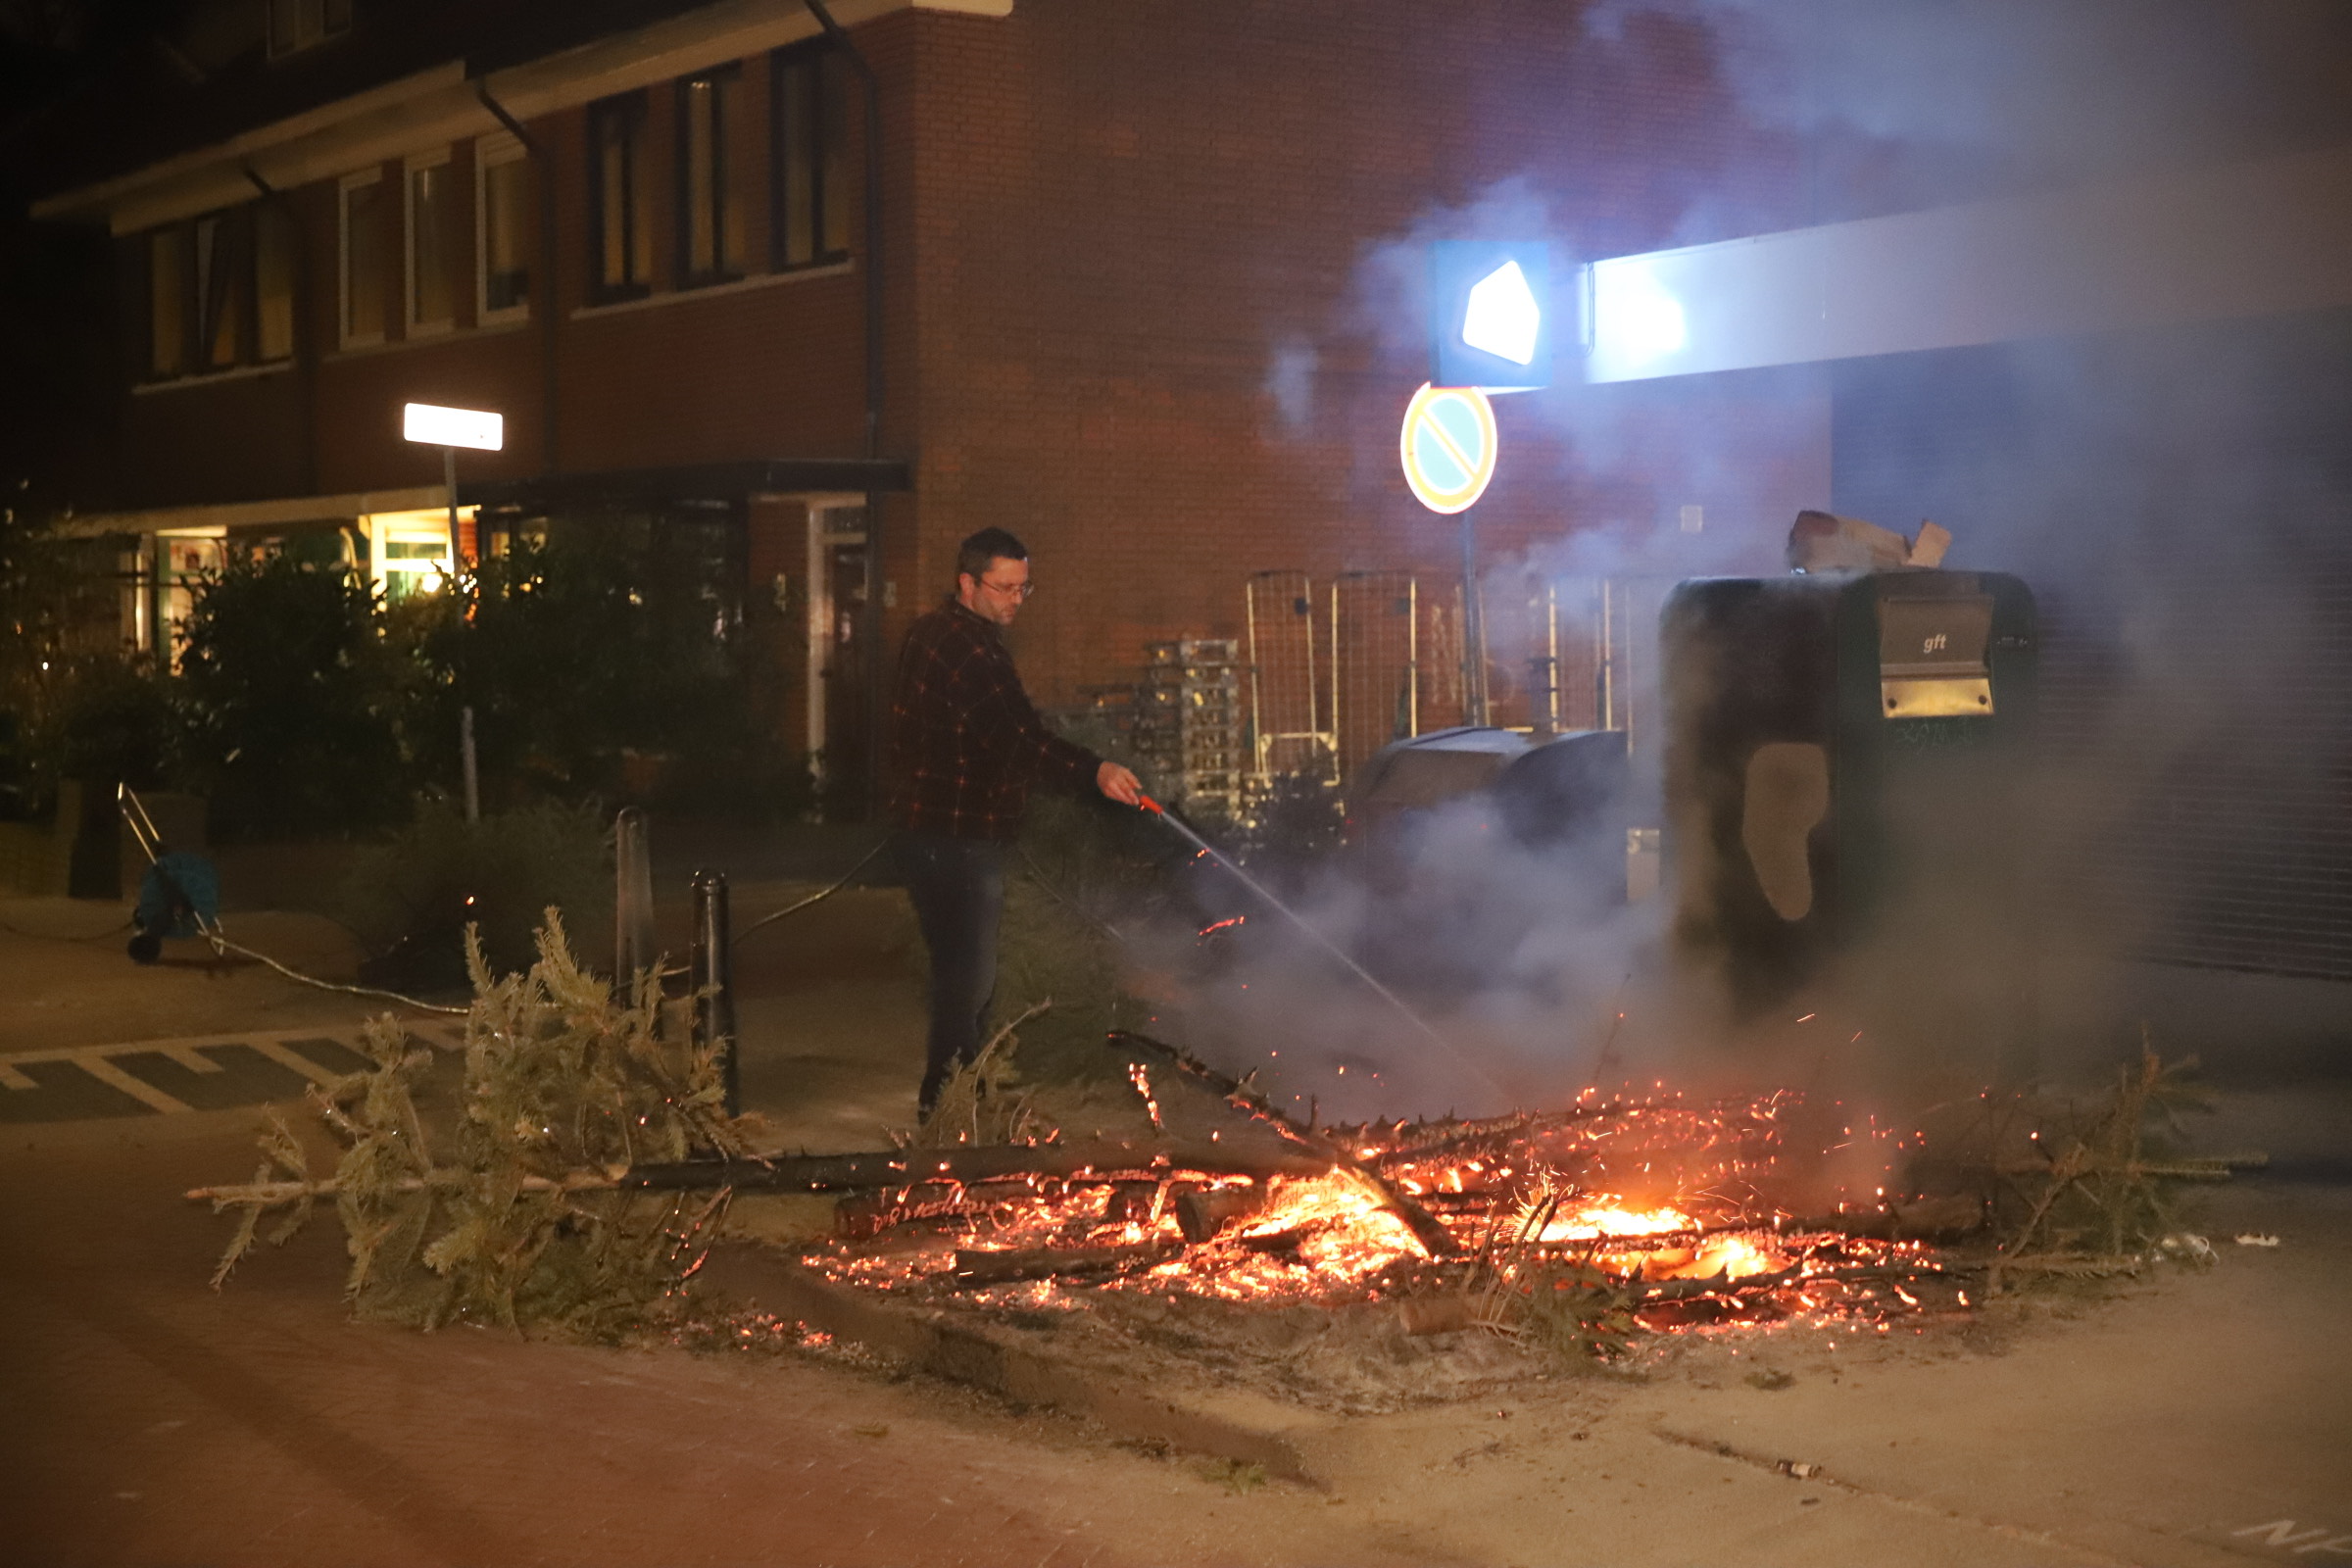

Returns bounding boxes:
[1108,1031,1457,1258]
[1173,1184,1269,1244]
[623,1139,1329,1195]
[1101,1180,1163,1226]
[950,1240,1181,1287]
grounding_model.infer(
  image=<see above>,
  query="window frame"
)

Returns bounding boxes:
[587,90,654,305]
[268,0,353,60]
[254,200,298,364]
[338,167,387,349]
[768,43,850,273]
[474,130,531,326]
[191,207,253,371]
[675,65,747,289]
[404,145,456,336]
[145,225,192,381]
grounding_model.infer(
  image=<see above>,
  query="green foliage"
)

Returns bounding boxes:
[996,792,1170,1085]
[1504,1259,1641,1362]
[909,1004,1046,1147]
[176,552,406,840]
[1,650,174,821]
[337,799,611,987]
[1,510,162,816]
[1194,1458,1269,1495]
[1984,1045,2223,1290]
[210,916,749,1339]
[391,532,761,807]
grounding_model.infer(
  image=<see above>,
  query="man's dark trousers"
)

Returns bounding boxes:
[897,832,1005,1110]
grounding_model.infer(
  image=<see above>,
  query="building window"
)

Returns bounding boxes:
[340,169,386,346]
[143,205,296,379]
[588,92,653,301]
[255,203,296,362]
[475,132,530,321]
[269,0,352,58]
[406,148,454,333]
[193,211,246,369]
[148,227,188,378]
[677,68,746,285]
[771,45,850,270]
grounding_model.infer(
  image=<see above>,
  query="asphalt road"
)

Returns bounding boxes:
[5,887,2349,1567]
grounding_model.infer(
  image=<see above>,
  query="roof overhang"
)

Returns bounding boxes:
[466,458,912,510]
[57,458,911,537]
[57,485,449,538]
[1584,141,2352,382]
[32,0,1011,235]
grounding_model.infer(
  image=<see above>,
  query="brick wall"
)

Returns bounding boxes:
[894,0,1826,709]
[105,0,1830,744]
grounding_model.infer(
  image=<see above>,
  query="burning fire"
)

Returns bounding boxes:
[805,1085,1964,1342]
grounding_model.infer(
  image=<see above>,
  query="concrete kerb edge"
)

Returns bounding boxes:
[702,1241,1326,1486]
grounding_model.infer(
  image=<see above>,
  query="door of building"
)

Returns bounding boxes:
[806,505,869,804]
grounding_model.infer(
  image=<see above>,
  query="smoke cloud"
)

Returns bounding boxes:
[1201,4,2352,1130]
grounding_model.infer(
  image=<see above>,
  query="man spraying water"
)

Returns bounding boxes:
[886,527,1143,1114]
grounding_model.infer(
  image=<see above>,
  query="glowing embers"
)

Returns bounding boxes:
[1639,1232,1784,1283]
[1535,1203,1697,1242]
[800,1087,1962,1342]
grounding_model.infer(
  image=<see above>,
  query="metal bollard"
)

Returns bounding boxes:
[613,808,656,997]
[690,869,738,1117]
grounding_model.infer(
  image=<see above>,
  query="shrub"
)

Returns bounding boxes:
[177,553,405,841]
[393,532,756,808]
[338,799,611,991]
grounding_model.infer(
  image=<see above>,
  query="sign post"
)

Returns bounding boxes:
[401,400,504,570]
[1404,243,1553,729]
[1397,382,1500,723]
[402,402,504,822]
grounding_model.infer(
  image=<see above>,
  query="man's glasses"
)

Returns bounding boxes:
[979,577,1035,600]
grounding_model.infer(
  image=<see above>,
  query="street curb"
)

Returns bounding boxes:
[702,1241,1326,1486]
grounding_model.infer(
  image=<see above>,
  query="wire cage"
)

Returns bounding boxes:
[1244,570,1334,780]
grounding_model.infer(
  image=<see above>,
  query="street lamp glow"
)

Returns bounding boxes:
[1591,266,1688,371]
[1461,260,1542,367]
[402,402,504,451]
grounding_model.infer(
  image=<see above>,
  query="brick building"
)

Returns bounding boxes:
[21,0,1824,794]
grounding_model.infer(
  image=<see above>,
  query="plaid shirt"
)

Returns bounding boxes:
[887,599,1102,840]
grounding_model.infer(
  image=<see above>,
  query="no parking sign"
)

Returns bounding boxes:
[1397,382,1497,514]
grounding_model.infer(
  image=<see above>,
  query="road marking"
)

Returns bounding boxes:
[0,1024,460,1123]
[244,1038,344,1087]
[159,1044,225,1075]
[73,1053,194,1115]
[2234,1522,2352,1557]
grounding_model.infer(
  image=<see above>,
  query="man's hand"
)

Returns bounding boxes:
[1096,760,1143,807]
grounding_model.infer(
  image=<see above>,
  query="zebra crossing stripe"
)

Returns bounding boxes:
[244,1038,346,1087]
[73,1052,195,1115]
[159,1044,226,1075]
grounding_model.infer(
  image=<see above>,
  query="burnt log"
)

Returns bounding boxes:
[1236,1223,1322,1257]
[1631,1265,1800,1303]
[951,1240,1181,1287]
[1109,1031,1458,1258]
[1173,1184,1269,1244]
[1101,1180,1163,1225]
[623,1138,1329,1195]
